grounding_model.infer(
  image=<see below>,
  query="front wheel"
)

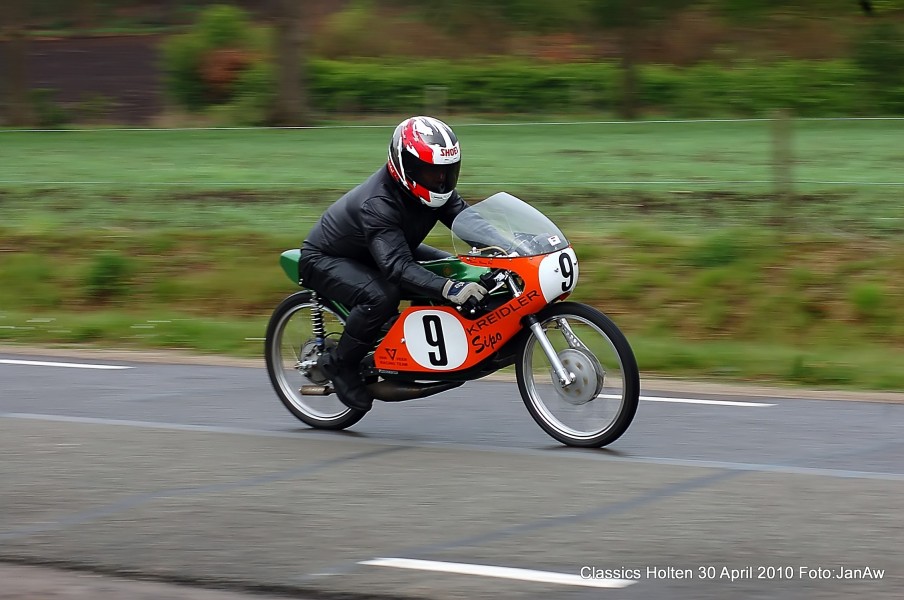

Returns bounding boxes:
[516,302,640,448]
[265,291,366,430]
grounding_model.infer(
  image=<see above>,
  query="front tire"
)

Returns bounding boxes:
[516,302,640,448]
[265,291,366,430]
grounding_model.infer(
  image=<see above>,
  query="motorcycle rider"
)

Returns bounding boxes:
[299,116,489,413]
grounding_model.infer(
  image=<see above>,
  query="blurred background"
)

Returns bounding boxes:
[2,1,904,125]
[1,0,902,389]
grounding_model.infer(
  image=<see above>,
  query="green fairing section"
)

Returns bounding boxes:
[417,257,491,281]
[279,250,489,286]
[280,249,303,284]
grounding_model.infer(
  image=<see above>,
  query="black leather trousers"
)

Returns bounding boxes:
[298,251,400,353]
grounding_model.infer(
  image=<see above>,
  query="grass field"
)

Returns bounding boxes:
[2,118,902,390]
[4,119,904,193]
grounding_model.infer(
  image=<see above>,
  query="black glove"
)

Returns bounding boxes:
[442,279,488,306]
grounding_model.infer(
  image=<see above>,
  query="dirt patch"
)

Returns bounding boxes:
[12,35,164,124]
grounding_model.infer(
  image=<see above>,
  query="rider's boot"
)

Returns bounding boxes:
[319,332,374,412]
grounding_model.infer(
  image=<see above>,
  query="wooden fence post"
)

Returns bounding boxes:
[771,109,794,227]
[772,109,794,201]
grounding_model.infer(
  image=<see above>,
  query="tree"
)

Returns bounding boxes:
[78,0,97,31]
[0,0,34,126]
[269,0,309,126]
[590,0,696,119]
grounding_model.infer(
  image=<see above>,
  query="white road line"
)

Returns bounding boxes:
[598,394,773,407]
[360,558,636,589]
[0,358,771,404]
[0,359,133,370]
[640,395,774,407]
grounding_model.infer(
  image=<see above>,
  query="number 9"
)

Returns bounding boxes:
[559,252,575,291]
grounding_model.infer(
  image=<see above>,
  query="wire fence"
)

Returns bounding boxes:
[3,115,904,133]
[3,116,904,192]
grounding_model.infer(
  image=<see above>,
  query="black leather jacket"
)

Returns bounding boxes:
[302,166,467,298]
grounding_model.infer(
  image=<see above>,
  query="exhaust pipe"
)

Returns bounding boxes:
[300,381,463,402]
[368,380,463,402]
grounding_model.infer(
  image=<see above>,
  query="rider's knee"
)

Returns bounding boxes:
[361,279,400,316]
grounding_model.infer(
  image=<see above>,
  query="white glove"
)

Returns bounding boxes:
[442,280,488,305]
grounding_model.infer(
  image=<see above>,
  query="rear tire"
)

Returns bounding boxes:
[516,302,639,448]
[265,291,366,430]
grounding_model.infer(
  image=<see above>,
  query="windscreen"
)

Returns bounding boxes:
[451,192,570,257]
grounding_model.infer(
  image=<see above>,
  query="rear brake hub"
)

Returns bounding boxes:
[298,338,335,385]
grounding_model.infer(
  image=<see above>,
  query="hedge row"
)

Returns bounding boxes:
[307,58,903,117]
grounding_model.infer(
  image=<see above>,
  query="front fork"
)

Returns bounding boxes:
[525,315,576,387]
[507,271,575,387]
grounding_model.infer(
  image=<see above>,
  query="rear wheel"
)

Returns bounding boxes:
[265,291,366,429]
[516,302,639,448]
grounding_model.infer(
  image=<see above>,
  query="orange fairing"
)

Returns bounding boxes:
[374,253,563,373]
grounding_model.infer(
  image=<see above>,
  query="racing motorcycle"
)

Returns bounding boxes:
[265,192,639,447]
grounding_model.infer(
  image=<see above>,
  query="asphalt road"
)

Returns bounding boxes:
[1,348,902,599]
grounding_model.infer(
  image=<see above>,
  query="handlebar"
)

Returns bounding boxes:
[461,295,482,315]
[457,268,510,316]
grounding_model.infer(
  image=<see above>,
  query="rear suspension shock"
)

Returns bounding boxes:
[311,292,326,348]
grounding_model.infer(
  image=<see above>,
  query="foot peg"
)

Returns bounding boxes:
[299,384,333,396]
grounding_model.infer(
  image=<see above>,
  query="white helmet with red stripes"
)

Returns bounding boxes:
[387,116,461,207]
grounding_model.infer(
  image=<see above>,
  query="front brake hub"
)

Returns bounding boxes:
[550,348,604,405]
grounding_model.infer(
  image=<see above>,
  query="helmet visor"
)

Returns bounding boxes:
[402,153,461,194]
